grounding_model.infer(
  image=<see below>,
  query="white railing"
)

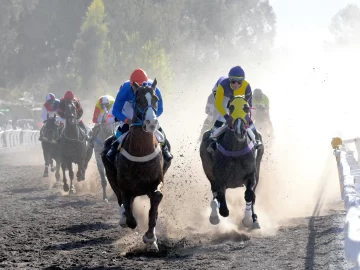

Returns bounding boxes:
[332,137,360,269]
[0,129,40,148]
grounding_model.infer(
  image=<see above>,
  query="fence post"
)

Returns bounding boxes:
[332,137,344,201]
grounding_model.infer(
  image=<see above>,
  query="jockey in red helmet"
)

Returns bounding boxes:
[103,68,173,163]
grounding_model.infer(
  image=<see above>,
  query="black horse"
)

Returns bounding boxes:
[200,96,264,229]
[60,100,89,194]
[41,114,62,186]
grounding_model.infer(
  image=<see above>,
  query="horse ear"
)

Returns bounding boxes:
[152,78,157,89]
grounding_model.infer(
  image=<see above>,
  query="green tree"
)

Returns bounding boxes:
[73,0,114,96]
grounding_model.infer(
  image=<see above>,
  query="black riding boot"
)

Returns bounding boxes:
[106,139,119,163]
[162,143,173,162]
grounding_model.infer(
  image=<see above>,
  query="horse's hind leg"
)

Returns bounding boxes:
[95,148,108,202]
[61,162,69,192]
[121,193,136,229]
[144,185,163,252]
[242,173,260,229]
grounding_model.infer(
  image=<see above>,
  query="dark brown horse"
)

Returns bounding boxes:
[60,100,88,194]
[41,114,62,186]
[102,79,171,252]
[200,96,264,229]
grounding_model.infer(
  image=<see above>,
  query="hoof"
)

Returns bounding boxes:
[103,197,109,204]
[242,217,253,228]
[126,216,137,230]
[119,205,128,228]
[69,185,76,195]
[209,199,220,225]
[219,205,229,217]
[63,183,69,192]
[43,172,49,178]
[51,167,56,173]
[146,241,159,252]
[252,221,261,229]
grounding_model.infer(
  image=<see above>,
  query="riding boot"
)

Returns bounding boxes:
[251,127,263,150]
[161,144,173,162]
[207,120,224,153]
[106,140,119,163]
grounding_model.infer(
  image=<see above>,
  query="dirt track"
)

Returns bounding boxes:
[0,145,351,269]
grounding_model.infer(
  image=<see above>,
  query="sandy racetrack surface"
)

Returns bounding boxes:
[0,141,350,269]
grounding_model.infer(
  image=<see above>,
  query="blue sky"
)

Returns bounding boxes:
[269,0,360,48]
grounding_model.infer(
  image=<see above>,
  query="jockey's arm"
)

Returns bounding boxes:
[113,86,131,122]
[92,106,101,123]
[57,101,65,119]
[41,106,48,122]
[75,100,84,119]
[215,84,227,117]
[155,87,163,117]
[245,84,252,107]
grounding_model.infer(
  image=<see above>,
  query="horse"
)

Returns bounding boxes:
[60,99,88,194]
[199,96,264,229]
[102,79,171,252]
[87,112,115,202]
[40,114,62,186]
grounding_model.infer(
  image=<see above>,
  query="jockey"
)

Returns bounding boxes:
[252,88,273,132]
[207,66,262,153]
[104,68,173,163]
[57,90,87,134]
[92,95,115,124]
[253,88,270,114]
[39,93,60,141]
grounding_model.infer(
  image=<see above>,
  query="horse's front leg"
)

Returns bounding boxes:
[210,178,228,219]
[76,159,86,181]
[242,173,260,229]
[42,142,50,177]
[61,162,69,192]
[68,162,75,195]
[144,183,163,252]
[54,160,61,185]
[121,192,136,229]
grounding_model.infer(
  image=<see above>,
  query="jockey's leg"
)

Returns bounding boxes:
[207,120,225,153]
[106,123,128,163]
[157,127,173,162]
[39,124,45,141]
[248,120,263,149]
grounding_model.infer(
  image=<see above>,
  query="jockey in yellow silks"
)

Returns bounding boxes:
[92,95,115,124]
[207,65,262,153]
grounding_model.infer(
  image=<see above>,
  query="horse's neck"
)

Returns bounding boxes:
[127,127,158,155]
[220,130,249,151]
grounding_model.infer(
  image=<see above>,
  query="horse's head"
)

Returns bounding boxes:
[132,79,159,133]
[43,114,59,142]
[227,96,250,140]
[64,99,78,125]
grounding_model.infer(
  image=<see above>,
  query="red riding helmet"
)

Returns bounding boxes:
[64,90,75,100]
[130,68,148,85]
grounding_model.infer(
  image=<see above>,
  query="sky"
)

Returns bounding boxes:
[269,0,360,49]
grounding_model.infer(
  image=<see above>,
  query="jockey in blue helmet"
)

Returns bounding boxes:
[207,66,263,153]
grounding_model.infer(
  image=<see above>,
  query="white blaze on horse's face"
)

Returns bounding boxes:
[144,92,158,132]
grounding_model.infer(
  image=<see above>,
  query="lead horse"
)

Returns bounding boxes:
[200,96,264,229]
[102,79,171,252]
